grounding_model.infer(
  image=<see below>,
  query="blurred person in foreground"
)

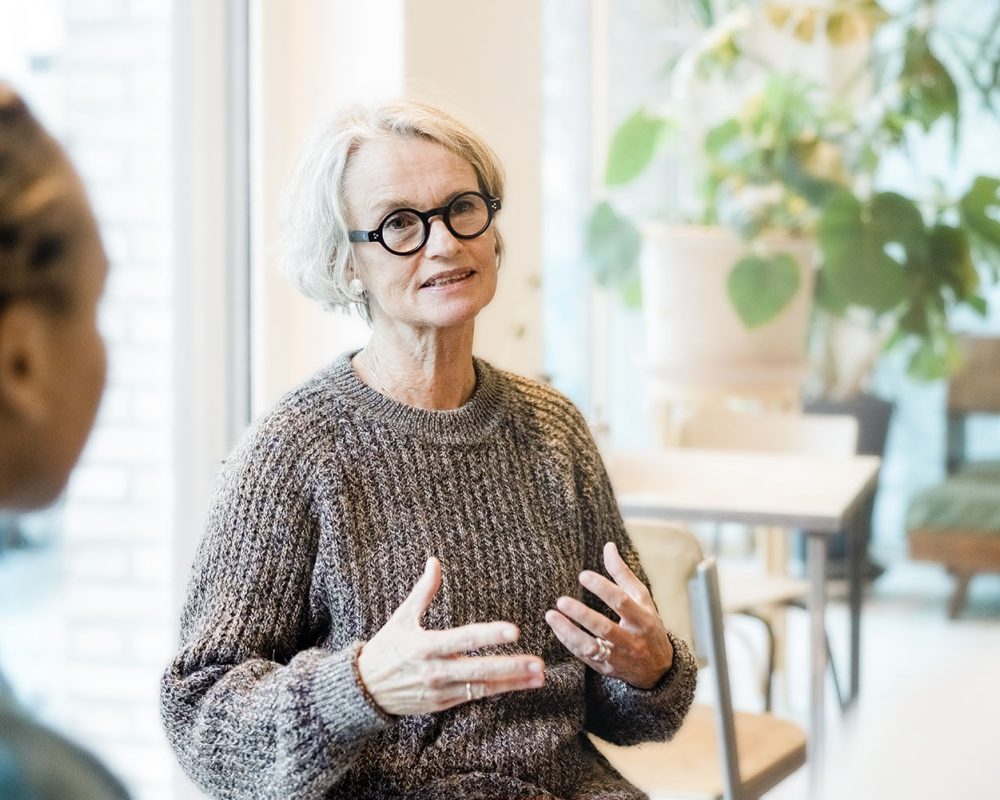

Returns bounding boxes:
[159,99,696,800]
[0,85,126,798]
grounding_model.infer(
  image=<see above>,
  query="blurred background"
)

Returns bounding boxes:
[0,1,998,798]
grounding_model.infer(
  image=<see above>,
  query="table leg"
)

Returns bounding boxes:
[806,532,828,798]
[847,516,863,706]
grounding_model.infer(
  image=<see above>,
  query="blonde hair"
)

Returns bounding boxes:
[278,99,505,320]
[0,84,86,315]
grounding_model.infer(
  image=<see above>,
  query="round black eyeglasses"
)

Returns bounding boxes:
[348,191,501,256]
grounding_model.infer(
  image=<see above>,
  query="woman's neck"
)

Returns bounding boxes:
[353,326,477,410]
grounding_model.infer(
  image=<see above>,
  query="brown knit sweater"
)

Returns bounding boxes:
[160,352,696,800]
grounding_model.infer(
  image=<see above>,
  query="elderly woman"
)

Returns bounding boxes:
[160,99,695,800]
[0,85,126,798]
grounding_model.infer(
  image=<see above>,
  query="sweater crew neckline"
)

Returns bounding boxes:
[329,351,508,444]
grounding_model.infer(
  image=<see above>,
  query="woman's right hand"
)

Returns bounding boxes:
[356,557,545,716]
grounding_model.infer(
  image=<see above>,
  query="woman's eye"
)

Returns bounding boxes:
[451,200,474,215]
[385,213,416,231]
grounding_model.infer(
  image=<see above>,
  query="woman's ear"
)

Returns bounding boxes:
[0,304,55,425]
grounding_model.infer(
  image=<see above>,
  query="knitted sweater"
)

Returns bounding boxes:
[0,672,131,799]
[160,352,696,800]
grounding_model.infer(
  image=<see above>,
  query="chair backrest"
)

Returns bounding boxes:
[692,556,741,800]
[678,406,859,458]
[624,520,704,652]
[624,521,740,800]
[948,336,1000,416]
[947,336,1000,471]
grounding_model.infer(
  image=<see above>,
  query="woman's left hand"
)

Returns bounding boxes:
[545,541,674,690]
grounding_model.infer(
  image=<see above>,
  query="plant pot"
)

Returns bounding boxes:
[639,223,816,392]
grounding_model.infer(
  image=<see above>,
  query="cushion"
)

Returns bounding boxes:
[907,477,1000,534]
[953,461,1000,484]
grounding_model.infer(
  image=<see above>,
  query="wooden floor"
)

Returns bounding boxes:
[738,560,1000,799]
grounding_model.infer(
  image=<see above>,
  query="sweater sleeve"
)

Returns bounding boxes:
[572,417,697,745]
[159,418,391,800]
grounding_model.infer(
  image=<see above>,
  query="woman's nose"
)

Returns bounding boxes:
[423,217,460,257]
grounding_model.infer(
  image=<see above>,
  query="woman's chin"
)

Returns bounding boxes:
[417,290,495,329]
[2,473,66,512]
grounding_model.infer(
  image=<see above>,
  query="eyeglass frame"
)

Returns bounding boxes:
[347,191,502,256]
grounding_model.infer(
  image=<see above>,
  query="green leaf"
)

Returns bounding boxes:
[870,192,929,264]
[605,109,669,186]
[705,119,741,160]
[814,269,850,315]
[927,224,978,299]
[818,190,911,312]
[585,202,641,294]
[968,295,990,317]
[898,29,960,142]
[959,176,1000,259]
[906,331,963,382]
[619,274,643,309]
[726,252,801,328]
[688,0,715,27]
[777,141,843,209]
[907,341,949,381]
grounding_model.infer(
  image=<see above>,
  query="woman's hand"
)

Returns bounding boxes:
[545,542,674,690]
[356,557,545,716]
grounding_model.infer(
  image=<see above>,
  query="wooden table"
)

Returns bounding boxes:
[603,447,882,796]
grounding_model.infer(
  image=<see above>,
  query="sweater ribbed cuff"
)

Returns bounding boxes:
[311,643,394,741]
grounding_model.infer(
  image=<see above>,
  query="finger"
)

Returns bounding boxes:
[395,557,441,623]
[555,596,618,641]
[426,655,544,687]
[436,671,546,712]
[545,609,605,662]
[422,620,520,657]
[481,672,546,697]
[604,541,650,602]
[579,569,643,621]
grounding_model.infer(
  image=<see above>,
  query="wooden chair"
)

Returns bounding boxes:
[907,336,1000,617]
[677,407,858,710]
[593,522,806,800]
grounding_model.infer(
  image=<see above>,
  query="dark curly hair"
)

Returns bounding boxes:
[0,83,88,315]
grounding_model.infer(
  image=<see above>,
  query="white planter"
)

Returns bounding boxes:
[639,223,816,392]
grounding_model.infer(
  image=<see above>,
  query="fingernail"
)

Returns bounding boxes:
[503,626,519,642]
[529,661,543,674]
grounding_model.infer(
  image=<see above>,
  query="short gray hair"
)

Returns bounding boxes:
[278,99,506,319]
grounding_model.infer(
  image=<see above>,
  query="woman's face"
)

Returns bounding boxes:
[343,137,498,335]
[28,189,108,506]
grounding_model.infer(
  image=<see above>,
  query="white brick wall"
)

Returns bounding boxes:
[51,2,175,798]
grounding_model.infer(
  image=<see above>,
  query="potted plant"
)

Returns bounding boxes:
[587,0,1000,388]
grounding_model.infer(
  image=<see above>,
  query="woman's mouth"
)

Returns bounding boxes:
[421,270,475,288]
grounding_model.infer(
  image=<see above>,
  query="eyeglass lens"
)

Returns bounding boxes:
[381,192,491,254]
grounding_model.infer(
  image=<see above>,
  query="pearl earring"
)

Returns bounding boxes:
[349,277,365,298]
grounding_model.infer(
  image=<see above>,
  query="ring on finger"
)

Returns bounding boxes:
[592,637,614,663]
[465,681,473,702]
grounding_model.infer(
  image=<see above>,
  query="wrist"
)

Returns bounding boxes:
[353,643,393,719]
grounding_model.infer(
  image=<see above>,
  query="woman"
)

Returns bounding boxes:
[161,99,696,800]
[0,85,127,798]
